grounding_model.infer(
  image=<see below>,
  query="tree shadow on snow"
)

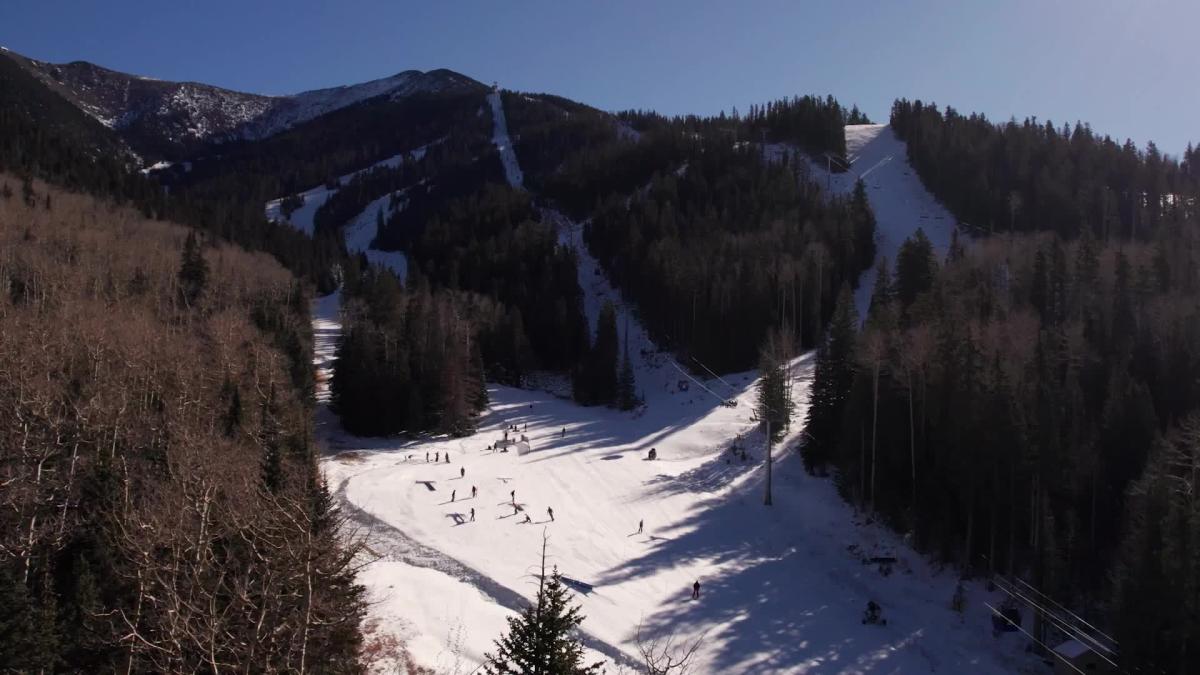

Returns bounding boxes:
[594,450,943,674]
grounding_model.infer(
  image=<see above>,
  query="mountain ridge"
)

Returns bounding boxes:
[2,47,485,160]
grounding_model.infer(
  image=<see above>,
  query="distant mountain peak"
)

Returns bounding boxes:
[2,48,483,159]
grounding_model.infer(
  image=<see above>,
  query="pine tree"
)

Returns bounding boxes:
[803,286,858,473]
[260,383,285,493]
[895,228,936,307]
[851,179,876,271]
[616,321,638,411]
[484,540,603,675]
[757,332,791,443]
[177,229,209,308]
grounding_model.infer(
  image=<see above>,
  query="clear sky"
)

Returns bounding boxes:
[4,0,1196,155]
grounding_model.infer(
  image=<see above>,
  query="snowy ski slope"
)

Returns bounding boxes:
[264,144,435,278]
[315,120,1035,673]
[487,89,525,189]
[806,125,957,320]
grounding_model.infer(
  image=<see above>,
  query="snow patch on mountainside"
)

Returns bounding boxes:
[807,124,958,319]
[343,192,409,279]
[265,144,440,277]
[487,90,524,189]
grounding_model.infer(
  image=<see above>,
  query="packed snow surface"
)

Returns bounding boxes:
[805,125,957,320]
[487,90,525,189]
[312,121,1030,674]
[317,301,1032,671]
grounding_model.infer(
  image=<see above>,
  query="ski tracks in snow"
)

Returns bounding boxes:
[487,89,525,189]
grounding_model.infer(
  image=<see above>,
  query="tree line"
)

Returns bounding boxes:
[891,98,1198,240]
[804,219,1200,672]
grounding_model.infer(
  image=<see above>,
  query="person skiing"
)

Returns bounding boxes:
[547,507,555,521]
[435,451,440,463]
[445,453,450,463]
[638,519,644,534]
[451,490,456,502]
[523,423,527,432]
[425,451,429,462]
[470,508,475,522]
[692,580,701,600]
[510,489,516,504]
[561,427,566,438]
[460,467,465,478]
[471,485,477,498]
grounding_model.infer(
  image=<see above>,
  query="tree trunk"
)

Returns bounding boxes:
[870,363,880,510]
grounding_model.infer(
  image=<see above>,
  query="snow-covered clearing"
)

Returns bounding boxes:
[316,306,1033,672]
[313,122,1032,674]
[487,89,524,189]
[797,125,958,320]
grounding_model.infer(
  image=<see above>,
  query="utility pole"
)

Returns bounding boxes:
[763,419,773,506]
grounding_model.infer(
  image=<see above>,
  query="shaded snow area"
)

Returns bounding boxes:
[487,90,524,189]
[797,125,957,320]
[316,281,1037,673]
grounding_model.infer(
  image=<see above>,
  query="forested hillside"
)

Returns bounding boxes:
[805,101,1200,674]
[0,178,364,672]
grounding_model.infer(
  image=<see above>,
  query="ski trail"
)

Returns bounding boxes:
[487,88,524,189]
[331,473,637,670]
[314,291,634,670]
[543,207,730,409]
[792,124,958,321]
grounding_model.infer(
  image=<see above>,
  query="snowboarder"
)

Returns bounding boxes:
[862,600,885,625]
[460,467,465,478]
[471,485,477,498]
[547,507,555,521]
[637,519,644,534]
[470,508,475,522]
[451,490,456,502]
[691,580,701,600]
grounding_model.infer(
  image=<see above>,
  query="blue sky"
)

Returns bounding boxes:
[5,0,1196,154]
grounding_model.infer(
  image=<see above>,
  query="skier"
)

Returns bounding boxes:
[692,580,701,600]
[460,467,465,478]
[451,490,456,502]
[510,489,516,504]
[523,423,527,432]
[637,519,644,534]
[445,453,450,464]
[862,600,885,625]
[426,452,429,462]
[561,427,566,438]
[547,507,555,521]
[435,451,440,462]
[470,508,475,522]
[471,485,477,498]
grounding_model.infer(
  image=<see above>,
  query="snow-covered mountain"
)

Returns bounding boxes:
[7,50,482,158]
